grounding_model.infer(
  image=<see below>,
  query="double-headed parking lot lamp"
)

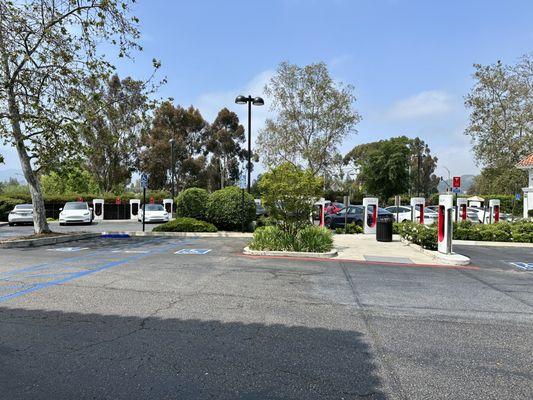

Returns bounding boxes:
[235,95,264,193]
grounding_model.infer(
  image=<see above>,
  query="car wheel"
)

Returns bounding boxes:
[8,222,14,226]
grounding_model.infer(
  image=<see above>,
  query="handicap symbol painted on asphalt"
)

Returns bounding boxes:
[509,262,533,271]
[175,249,212,255]
[47,247,89,252]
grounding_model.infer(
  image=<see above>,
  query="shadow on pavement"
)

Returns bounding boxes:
[0,307,386,400]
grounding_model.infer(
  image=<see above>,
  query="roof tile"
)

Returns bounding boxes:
[516,153,533,168]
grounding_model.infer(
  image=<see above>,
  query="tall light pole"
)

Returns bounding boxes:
[169,138,176,200]
[235,95,264,192]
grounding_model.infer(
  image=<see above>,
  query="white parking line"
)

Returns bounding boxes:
[47,247,89,252]
[111,250,150,254]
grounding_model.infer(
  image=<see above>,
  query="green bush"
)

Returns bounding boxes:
[453,221,532,243]
[207,186,255,231]
[175,188,208,220]
[248,226,294,251]
[335,223,363,234]
[152,217,217,232]
[397,221,437,250]
[249,225,333,252]
[294,226,333,252]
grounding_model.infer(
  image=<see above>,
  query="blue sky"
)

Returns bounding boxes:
[2,0,532,180]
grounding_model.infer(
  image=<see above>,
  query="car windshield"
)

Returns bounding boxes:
[15,204,33,210]
[64,202,87,210]
[145,204,164,211]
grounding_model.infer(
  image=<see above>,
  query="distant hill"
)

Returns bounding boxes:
[0,169,26,183]
[437,174,476,194]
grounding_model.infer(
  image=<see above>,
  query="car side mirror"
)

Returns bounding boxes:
[59,208,63,211]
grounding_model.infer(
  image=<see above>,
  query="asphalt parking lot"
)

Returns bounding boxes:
[1,235,533,399]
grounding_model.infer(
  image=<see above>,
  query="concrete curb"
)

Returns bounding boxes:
[0,233,100,249]
[0,222,8,227]
[103,231,254,238]
[400,238,471,266]
[243,246,338,258]
[453,239,533,248]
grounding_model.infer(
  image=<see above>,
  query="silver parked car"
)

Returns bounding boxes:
[8,204,34,226]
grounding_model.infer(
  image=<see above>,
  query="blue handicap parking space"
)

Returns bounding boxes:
[175,248,212,255]
[509,262,533,271]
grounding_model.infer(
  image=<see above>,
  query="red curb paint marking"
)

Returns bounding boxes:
[239,254,480,271]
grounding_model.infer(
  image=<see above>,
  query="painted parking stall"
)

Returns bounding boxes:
[0,237,192,303]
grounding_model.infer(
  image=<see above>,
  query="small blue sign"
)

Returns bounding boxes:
[452,187,461,194]
[515,193,521,200]
[175,249,211,255]
[140,173,149,189]
[510,262,533,271]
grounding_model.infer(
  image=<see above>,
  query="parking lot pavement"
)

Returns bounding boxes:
[1,236,533,399]
[0,220,162,239]
[455,244,533,271]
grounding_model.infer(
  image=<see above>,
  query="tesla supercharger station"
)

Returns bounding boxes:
[163,198,173,216]
[316,198,327,227]
[457,198,468,222]
[438,195,453,254]
[410,197,425,224]
[363,197,378,235]
[129,199,140,220]
[92,198,104,221]
[489,199,500,223]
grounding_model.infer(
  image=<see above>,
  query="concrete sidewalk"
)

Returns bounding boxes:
[334,234,447,265]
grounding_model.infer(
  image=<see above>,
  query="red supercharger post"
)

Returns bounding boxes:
[438,195,453,254]
[456,198,468,221]
[489,199,500,223]
[410,197,425,224]
[363,197,378,234]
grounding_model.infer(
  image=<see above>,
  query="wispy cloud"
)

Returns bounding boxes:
[386,90,454,120]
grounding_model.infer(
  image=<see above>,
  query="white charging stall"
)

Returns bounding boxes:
[489,199,500,223]
[410,197,425,224]
[129,199,140,220]
[163,198,174,216]
[92,198,104,221]
[437,195,453,254]
[363,197,378,235]
[457,198,468,222]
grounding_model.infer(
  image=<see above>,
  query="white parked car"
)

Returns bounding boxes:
[8,204,34,226]
[426,206,479,223]
[385,205,438,225]
[466,207,510,223]
[138,204,170,223]
[59,202,93,225]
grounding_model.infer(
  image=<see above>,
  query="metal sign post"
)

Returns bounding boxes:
[343,195,350,233]
[140,173,148,232]
[240,175,246,233]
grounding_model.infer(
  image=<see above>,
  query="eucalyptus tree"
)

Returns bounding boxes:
[0,0,144,233]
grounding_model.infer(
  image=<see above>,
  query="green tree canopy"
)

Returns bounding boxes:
[41,168,99,195]
[258,61,361,176]
[345,137,411,200]
[409,137,440,197]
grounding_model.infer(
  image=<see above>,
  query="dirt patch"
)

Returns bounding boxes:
[0,232,68,243]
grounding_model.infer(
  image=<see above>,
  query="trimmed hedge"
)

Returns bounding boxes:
[249,225,333,252]
[207,186,255,231]
[0,197,25,221]
[454,220,533,243]
[397,222,438,250]
[175,188,208,220]
[152,217,217,232]
[335,223,363,234]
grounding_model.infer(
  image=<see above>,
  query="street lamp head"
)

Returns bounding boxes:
[252,97,264,106]
[169,138,175,144]
[235,95,248,105]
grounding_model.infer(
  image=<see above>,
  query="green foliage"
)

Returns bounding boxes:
[249,225,333,252]
[248,226,294,251]
[206,186,255,231]
[335,223,363,234]
[258,61,361,175]
[152,217,217,233]
[175,188,208,220]
[397,221,438,250]
[409,137,440,197]
[41,168,99,195]
[453,220,533,243]
[470,167,527,196]
[0,179,30,198]
[345,136,411,200]
[259,163,323,236]
[293,226,334,252]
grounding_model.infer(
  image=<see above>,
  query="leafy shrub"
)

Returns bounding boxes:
[397,221,437,250]
[152,217,217,232]
[207,186,255,231]
[335,223,363,234]
[453,221,532,243]
[249,226,294,251]
[175,188,208,220]
[294,226,333,252]
[249,225,333,252]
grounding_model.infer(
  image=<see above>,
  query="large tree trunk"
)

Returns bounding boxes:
[1,52,50,234]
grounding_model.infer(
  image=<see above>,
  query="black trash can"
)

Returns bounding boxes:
[376,216,393,242]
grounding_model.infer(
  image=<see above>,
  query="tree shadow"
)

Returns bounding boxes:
[0,307,386,399]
